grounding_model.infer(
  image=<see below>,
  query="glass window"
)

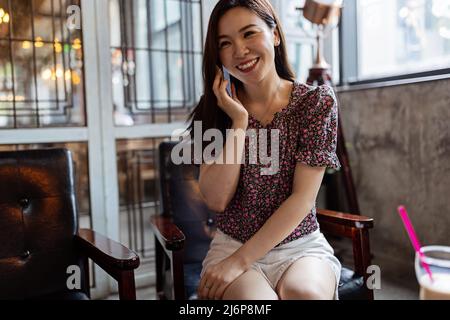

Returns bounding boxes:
[282,0,315,33]
[0,0,85,129]
[357,0,450,80]
[287,41,315,82]
[110,0,203,125]
[116,138,167,270]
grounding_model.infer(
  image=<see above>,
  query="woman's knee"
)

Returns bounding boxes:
[276,257,337,300]
[278,282,333,300]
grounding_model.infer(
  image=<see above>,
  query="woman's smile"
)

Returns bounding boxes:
[236,57,260,73]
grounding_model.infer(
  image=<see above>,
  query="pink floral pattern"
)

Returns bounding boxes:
[218,82,341,245]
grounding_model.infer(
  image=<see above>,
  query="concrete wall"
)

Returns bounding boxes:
[336,78,450,283]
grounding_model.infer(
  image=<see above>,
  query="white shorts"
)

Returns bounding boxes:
[201,228,342,300]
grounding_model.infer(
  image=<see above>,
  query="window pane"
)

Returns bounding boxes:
[191,1,203,51]
[116,138,168,277]
[110,0,203,126]
[287,41,314,83]
[150,0,167,50]
[166,0,182,51]
[33,0,79,42]
[133,0,149,48]
[0,0,11,38]
[151,51,169,108]
[357,0,450,80]
[109,0,121,47]
[10,0,32,39]
[283,0,315,33]
[0,0,86,128]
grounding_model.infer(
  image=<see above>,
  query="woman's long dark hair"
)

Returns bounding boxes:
[186,0,295,148]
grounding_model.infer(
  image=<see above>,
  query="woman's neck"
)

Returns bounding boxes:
[240,71,282,106]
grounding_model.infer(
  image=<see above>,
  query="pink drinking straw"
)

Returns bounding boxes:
[397,205,433,282]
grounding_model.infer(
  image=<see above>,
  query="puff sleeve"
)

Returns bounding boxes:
[295,85,341,169]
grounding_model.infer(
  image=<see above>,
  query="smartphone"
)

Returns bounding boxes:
[222,66,232,97]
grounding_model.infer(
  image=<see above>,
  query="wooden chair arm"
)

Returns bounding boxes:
[150,215,185,251]
[317,208,374,299]
[75,229,140,271]
[75,229,140,300]
[317,208,374,229]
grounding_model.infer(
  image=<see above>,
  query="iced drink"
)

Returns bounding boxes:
[418,273,450,300]
[415,246,450,300]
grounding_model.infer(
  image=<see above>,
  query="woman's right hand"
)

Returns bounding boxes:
[213,66,248,125]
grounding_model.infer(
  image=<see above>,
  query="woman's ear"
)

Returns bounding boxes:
[273,27,281,47]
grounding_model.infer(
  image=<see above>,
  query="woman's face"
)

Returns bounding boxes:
[217,7,279,85]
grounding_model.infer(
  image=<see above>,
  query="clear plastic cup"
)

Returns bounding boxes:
[415,246,450,300]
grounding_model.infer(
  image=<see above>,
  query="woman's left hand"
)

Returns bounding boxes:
[197,255,248,300]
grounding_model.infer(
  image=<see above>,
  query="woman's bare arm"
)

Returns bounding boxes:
[199,67,248,212]
[199,118,247,212]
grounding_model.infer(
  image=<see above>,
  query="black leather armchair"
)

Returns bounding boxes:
[0,148,140,300]
[151,141,374,300]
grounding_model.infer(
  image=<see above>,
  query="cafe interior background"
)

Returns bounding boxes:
[0,0,449,299]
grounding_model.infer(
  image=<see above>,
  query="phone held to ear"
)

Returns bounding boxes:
[222,66,232,97]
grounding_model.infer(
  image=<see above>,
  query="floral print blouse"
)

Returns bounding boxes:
[217,81,341,245]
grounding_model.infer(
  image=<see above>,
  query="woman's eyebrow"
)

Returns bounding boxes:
[218,24,259,39]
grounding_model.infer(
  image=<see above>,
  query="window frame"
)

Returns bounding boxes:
[339,0,450,89]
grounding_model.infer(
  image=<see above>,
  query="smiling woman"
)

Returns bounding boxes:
[184,0,342,301]
[187,0,295,142]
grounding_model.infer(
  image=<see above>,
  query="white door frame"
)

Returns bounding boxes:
[94,0,189,293]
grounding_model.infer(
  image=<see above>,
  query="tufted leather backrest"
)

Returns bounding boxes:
[0,148,85,299]
[158,141,215,264]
